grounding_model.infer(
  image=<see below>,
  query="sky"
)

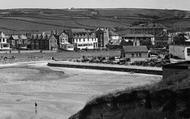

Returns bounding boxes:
[1,0,190,11]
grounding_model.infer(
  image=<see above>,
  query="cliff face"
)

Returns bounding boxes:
[69,88,190,119]
[69,69,190,119]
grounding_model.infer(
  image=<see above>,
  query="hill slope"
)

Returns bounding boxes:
[0,8,190,33]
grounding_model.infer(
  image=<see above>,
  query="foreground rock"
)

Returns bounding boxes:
[69,88,190,119]
[69,71,190,119]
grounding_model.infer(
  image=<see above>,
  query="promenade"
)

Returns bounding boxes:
[48,61,163,75]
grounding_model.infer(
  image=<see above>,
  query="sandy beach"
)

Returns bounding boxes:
[0,61,161,119]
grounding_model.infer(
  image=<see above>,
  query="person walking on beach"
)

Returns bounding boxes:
[35,102,38,115]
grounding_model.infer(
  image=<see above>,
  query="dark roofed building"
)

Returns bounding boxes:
[95,28,109,49]
[49,34,58,50]
[119,33,155,47]
[117,23,168,48]
[121,46,148,62]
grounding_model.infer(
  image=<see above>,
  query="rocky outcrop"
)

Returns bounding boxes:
[69,88,190,119]
[69,68,190,119]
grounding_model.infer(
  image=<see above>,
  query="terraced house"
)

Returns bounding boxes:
[71,29,98,50]
[30,32,51,50]
[8,34,30,49]
[0,32,10,50]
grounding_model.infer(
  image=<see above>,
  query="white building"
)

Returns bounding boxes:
[59,32,74,51]
[0,32,10,50]
[72,29,98,50]
[169,45,190,62]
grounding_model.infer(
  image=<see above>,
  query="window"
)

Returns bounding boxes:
[135,53,141,57]
[3,44,8,47]
[131,53,134,57]
[187,48,190,56]
[139,53,142,57]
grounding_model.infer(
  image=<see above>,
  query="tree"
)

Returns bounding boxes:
[173,33,187,45]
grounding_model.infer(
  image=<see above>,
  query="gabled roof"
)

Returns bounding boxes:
[49,34,59,41]
[19,35,27,39]
[71,29,90,33]
[12,35,19,40]
[121,34,154,38]
[109,39,121,45]
[109,30,118,36]
[122,46,148,53]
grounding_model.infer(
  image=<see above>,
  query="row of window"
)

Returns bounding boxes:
[1,38,6,43]
[77,43,93,47]
[0,44,9,48]
[74,38,97,43]
[131,53,142,57]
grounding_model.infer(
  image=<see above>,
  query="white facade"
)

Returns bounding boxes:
[169,45,190,61]
[62,44,74,51]
[73,35,98,50]
[184,47,190,60]
[0,32,10,50]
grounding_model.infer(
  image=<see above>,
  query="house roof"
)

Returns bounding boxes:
[122,46,148,53]
[19,35,27,39]
[109,30,118,36]
[12,35,19,40]
[120,34,154,38]
[71,29,90,33]
[109,39,121,45]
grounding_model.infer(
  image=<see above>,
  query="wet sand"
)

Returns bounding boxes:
[0,61,161,119]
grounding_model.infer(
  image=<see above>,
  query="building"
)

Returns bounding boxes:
[121,46,148,62]
[95,28,109,49]
[105,30,123,49]
[169,45,190,61]
[58,32,74,51]
[39,32,51,50]
[8,34,30,49]
[8,35,19,49]
[30,34,40,50]
[71,29,98,50]
[168,31,190,46]
[48,34,58,50]
[29,32,51,50]
[117,23,168,48]
[18,34,29,49]
[119,34,155,47]
[0,32,10,50]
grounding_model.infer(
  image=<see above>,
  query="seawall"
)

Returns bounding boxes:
[47,61,162,75]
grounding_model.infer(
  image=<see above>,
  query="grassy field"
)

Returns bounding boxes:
[0,8,190,33]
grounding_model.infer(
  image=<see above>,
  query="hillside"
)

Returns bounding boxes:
[69,70,190,119]
[0,8,190,33]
